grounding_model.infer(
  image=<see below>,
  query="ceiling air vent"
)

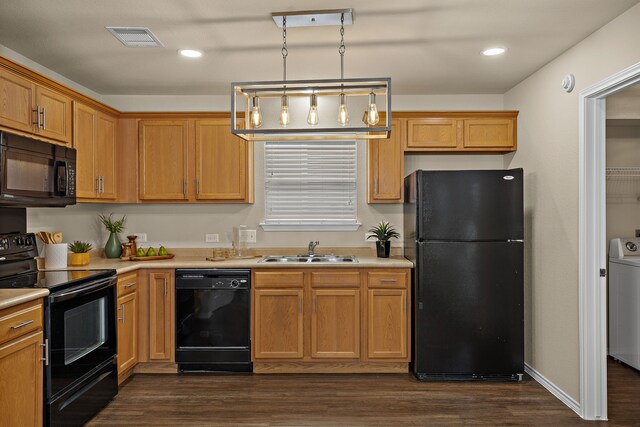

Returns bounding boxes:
[106,27,164,47]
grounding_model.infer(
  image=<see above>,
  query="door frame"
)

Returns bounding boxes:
[578,61,640,420]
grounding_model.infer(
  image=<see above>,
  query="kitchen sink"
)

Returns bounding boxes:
[258,255,358,263]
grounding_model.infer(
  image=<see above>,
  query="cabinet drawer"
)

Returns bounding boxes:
[463,119,514,149]
[311,271,360,288]
[117,272,138,296]
[367,271,407,288]
[0,300,43,345]
[406,118,458,149]
[254,271,304,288]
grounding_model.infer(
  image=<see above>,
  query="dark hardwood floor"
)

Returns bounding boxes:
[88,359,639,426]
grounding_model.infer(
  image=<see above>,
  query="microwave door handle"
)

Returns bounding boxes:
[50,277,114,302]
[54,160,68,196]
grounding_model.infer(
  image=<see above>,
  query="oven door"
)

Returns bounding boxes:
[47,276,116,399]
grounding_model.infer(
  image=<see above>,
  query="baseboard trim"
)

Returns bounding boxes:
[525,363,581,416]
[254,361,408,374]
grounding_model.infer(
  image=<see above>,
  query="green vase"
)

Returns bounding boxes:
[104,232,122,258]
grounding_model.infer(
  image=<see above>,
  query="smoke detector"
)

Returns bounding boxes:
[106,27,164,47]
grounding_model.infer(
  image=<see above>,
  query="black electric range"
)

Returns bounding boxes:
[0,232,118,427]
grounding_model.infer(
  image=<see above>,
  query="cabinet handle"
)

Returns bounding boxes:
[312,296,316,313]
[40,339,49,365]
[380,278,398,283]
[117,304,125,323]
[11,320,34,329]
[196,178,199,195]
[96,176,100,193]
[33,106,41,128]
[404,295,407,313]
[298,296,302,314]
[374,178,378,194]
[125,282,137,288]
[100,176,104,193]
[183,179,187,195]
[164,278,168,296]
[41,107,46,129]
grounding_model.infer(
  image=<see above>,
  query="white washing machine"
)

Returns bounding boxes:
[609,238,640,370]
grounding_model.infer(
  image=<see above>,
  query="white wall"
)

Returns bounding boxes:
[503,3,640,403]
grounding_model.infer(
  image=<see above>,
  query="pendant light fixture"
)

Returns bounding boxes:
[231,9,391,141]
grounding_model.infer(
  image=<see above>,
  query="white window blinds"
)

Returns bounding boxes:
[262,141,360,231]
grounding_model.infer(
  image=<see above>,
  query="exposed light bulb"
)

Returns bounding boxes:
[337,93,349,126]
[367,92,379,126]
[307,93,319,126]
[279,95,290,127]
[249,96,262,129]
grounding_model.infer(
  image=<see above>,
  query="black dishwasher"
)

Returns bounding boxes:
[175,269,252,373]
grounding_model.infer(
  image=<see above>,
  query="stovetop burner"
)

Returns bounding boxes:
[0,232,115,292]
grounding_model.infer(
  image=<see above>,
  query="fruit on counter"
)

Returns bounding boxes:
[158,246,168,256]
[136,247,146,257]
[147,247,157,257]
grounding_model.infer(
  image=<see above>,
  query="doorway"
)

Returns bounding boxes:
[579,61,640,420]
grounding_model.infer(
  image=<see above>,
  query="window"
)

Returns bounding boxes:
[261,140,360,231]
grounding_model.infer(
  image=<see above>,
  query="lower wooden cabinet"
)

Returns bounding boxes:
[0,300,44,427]
[252,268,410,372]
[116,272,138,383]
[311,288,360,359]
[367,288,407,359]
[147,270,175,361]
[254,288,304,359]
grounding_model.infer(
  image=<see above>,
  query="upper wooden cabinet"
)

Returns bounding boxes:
[368,118,404,203]
[74,102,117,201]
[194,119,253,202]
[0,68,36,134]
[139,120,189,200]
[0,68,72,145]
[136,118,253,203]
[401,112,518,153]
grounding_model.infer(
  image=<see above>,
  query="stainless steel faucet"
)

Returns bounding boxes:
[308,241,319,256]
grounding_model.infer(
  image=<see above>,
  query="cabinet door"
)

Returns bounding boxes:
[96,112,117,199]
[311,289,360,359]
[117,292,138,376]
[254,289,303,359]
[194,119,251,201]
[73,102,98,199]
[0,69,36,134]
[367,289,407,359]
[368,118,404,203]
[35,85,72,144]
[405,118,458,150]
[463,119,515,150]
[0,331,43,427]
[148,271,174,361]
[139,120,189,200]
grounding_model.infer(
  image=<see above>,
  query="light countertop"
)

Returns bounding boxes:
[52,254,414,275]
[0,289,49,310]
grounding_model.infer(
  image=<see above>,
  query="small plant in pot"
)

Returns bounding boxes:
[367,221,400,258]
[98,213,126,258]
[68,241,92,266]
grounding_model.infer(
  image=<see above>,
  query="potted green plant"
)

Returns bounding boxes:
[68,241,93,266]
[99,213,126,258]
[366,221,400,258]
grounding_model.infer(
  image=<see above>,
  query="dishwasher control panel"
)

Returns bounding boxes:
[175,269,250,289]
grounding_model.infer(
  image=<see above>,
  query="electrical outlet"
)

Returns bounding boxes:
[365,232,375,241]
[205,234,219,243]
[636,229,640,238]
[134,233,147,243]
[245,229,257,243]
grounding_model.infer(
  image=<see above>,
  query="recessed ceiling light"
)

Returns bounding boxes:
[482,47,506,56]
[179,49,202,58]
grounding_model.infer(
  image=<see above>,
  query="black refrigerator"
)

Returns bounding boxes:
[404,169,524,381]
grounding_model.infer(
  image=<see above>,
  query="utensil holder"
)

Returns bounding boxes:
[45,244,68,269]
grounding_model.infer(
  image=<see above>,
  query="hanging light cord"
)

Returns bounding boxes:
[339,13,346,80]
[282,16,288,82]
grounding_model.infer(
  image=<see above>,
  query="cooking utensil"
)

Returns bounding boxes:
[52,232,63,244]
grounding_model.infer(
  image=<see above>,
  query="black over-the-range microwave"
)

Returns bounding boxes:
[0,131,76,207]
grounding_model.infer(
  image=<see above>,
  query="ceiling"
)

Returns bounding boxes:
[0,0,638,96]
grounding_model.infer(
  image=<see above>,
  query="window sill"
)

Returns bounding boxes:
[260,222,362,232]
